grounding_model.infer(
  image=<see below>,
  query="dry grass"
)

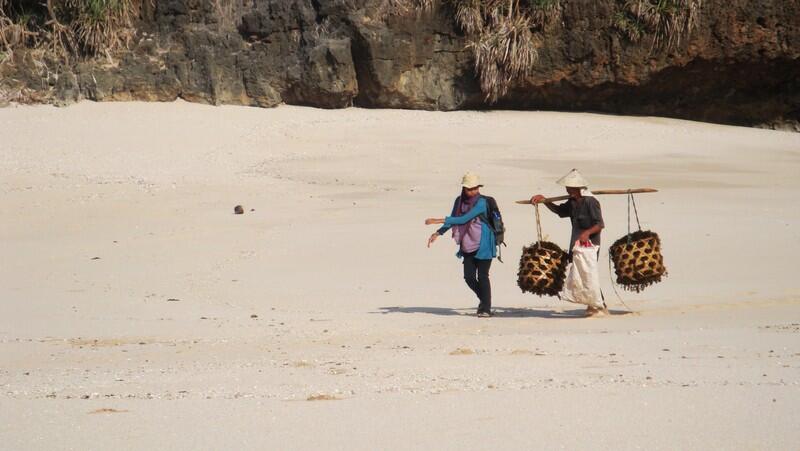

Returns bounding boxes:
[467,4,539,102]
[1,4,39,54]
[454,0,483,34]
[616,0,702,50]
[614,11,645,42]
[61,0,142,55]
[528,0,561,28]
[0,84,45,104]
[376,0,438,20]
[1,0,151,60]
[212,0,242,31]
[387,0,559,103]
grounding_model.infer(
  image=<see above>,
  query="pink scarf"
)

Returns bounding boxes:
[452,194,482,253]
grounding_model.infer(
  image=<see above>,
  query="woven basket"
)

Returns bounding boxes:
[517,241,569,296]
[609,230,667,292]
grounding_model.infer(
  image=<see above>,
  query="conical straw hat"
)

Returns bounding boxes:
[556,168,589,188]
[461,172,483,188]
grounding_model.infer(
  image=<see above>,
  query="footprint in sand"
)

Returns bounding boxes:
[291,361,314,368]
[89,408,128,414]
[449,348,475,355]
[307,394,339,401]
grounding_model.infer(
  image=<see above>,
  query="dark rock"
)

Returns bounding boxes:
[234,205,244,214]
[0,0,797,127]
[283,38,358,108]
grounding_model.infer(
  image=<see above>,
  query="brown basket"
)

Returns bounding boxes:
[517,241,569,297]
[609,230,667,293]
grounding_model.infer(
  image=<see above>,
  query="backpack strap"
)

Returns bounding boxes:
[479,195,504,262]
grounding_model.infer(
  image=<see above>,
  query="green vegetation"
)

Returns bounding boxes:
[613,0,702,50]
[463,0,540,103]
[388,0,702,102]
[0,0,145,60]
[389,0,561,102]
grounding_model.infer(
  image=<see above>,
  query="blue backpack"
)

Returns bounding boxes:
[480,195,507,261]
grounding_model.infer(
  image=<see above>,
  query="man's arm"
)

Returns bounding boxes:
[531,195,570,217]
[577,224,603,245]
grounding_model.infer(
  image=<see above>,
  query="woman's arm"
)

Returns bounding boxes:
[426,218,447,247]
[443,199,486,226]
[425,198,459,247]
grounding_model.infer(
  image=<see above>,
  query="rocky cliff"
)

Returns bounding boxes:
[1,0,798,127]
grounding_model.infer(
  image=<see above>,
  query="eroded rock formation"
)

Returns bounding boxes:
[1,0,798,127]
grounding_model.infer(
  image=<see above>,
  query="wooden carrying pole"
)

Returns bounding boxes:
[515,188,658,205]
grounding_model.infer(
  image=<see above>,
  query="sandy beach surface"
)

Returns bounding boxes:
[1,101,799,450]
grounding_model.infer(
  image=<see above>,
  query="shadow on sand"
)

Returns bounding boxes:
[374,306,633,318]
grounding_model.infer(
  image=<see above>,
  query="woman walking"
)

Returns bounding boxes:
[426,172,497,317]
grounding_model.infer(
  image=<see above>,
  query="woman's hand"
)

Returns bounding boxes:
[425,218,444,225]
[427,233,440,248]
[531,194,546,204]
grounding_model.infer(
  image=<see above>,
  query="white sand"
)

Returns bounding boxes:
[1,101,799,450]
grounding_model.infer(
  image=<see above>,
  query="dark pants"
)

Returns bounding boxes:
[462,251,492,313]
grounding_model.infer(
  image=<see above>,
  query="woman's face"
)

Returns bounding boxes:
[464,186,481,198]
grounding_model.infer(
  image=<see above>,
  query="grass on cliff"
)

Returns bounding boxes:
[386,0,561,102]
[0,0,146,60]
[614,0,702,50]
[388,0,702,103]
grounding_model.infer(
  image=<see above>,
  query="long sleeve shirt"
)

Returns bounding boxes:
[437,197,497,260]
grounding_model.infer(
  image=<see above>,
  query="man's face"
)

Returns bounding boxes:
[566,187,581,198]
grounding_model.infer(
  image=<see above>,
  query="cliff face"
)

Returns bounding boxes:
[2,0,798,127]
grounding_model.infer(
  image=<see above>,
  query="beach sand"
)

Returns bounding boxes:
[1,101,799,450]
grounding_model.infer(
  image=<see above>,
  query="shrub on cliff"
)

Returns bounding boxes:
[0,0,146,59]
[613,0,702,50]
[389,0,702,103]
[388,0,561,102]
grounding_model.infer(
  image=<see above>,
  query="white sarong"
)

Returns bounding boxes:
[562,242,603,308]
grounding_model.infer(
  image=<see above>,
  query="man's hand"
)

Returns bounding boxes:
[531,194,546,204]
[578,231,592,247]
[427,233,439,248]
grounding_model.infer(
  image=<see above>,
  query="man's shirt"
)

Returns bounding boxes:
[552,196,604,247]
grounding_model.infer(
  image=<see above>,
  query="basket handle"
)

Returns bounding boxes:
[535,203,543,246]
[627,191,642,242]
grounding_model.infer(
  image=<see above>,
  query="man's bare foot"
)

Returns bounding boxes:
[585,306,608,317]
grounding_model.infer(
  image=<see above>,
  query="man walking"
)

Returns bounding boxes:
[531,169,607,317]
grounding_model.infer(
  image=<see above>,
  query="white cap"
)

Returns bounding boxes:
[460,171,483,188]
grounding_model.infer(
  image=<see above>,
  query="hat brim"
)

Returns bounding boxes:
[461,184,483,189]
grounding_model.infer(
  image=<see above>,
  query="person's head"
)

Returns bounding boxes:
[566,186,582,199]
[460,172,483,198]
[556,168,589,198]
[462,185,481,198]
